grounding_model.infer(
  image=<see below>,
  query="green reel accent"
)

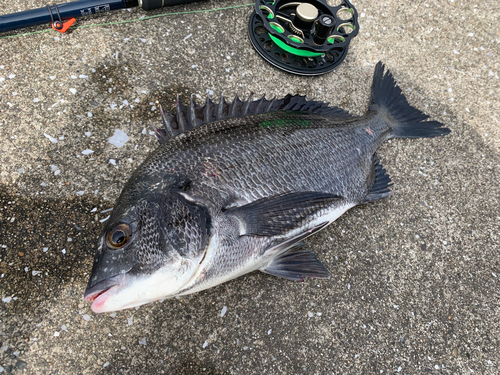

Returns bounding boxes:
[288,35,303,43]
[259,5,274,19]
[327,36,345,44]
[269,34,323,57]
[269,22,284,33]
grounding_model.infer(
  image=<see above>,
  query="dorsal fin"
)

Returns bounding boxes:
[176,94,192,134]
[155,93,354,144]
[190,95,204,128]
[203,94,216,124]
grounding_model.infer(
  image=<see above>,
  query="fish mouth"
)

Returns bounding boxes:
[84,278,118,302]
[84,275,125,312]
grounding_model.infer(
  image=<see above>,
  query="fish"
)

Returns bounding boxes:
[84,62,450,313]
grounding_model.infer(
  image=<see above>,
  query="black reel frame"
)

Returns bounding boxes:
[248,0,359,76]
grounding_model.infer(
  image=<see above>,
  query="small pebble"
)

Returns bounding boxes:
[15,360,27,370]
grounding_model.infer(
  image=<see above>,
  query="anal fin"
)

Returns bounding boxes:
[363,154,393,204]
[261,247,329,281]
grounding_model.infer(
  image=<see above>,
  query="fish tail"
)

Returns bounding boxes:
[370,62,450,138]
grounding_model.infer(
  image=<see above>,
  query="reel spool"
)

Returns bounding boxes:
[248,0,359,76]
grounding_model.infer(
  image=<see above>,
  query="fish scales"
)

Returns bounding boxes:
[84,63,450,313]
[137,112,386,205]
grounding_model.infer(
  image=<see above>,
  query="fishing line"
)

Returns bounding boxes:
[0,3,254,39]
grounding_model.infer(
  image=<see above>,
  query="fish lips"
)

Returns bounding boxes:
[84,274,121,302]
[85,244,135,311]
[84,273,126,312]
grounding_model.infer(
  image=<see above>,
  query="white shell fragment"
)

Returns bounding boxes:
[108,129,130,148]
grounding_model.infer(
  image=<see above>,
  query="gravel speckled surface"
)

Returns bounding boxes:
[0,0,499,374]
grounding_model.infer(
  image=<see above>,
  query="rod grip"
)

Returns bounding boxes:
[141,0,204,11]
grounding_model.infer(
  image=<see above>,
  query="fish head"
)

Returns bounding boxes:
[84,190,211,313]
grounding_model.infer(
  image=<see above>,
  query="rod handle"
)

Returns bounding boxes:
[140,0,205,11]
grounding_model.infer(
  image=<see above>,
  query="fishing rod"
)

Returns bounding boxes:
[0,0,204,33]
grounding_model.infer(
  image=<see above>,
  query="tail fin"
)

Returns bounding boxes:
[370,62,451,138]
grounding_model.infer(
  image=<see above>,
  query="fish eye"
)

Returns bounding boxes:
[106,223,131,249]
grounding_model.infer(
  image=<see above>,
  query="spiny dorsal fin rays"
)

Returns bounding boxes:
[155,106,175,144]
[176,94,191,133]
[268,96,283,112]
[189,95,197,127]
[150,121,165,144]
[248,94,272,114]
[190,94,204,127]
[300,99,327,112]
[159,105,174,133]
[154,93,356,144]
[217,93,228,121]
[204,94,216,124]
[283,94,307,111]
[252,94,265,114]
[260,95,276,113]
[228,94,243,118]
[242,92,254,116]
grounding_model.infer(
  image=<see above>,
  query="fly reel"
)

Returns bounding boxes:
[248,0,359,75]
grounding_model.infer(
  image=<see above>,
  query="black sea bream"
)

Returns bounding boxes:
[84,63,450,313]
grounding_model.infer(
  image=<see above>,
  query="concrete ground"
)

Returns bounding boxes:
[0,0,499,373]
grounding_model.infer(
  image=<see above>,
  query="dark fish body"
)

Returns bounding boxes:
[84,63,450,313]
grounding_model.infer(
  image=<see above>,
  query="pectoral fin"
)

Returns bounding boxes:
[224,192,342,236]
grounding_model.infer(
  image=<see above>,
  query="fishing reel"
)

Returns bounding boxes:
[248,0,359,75]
